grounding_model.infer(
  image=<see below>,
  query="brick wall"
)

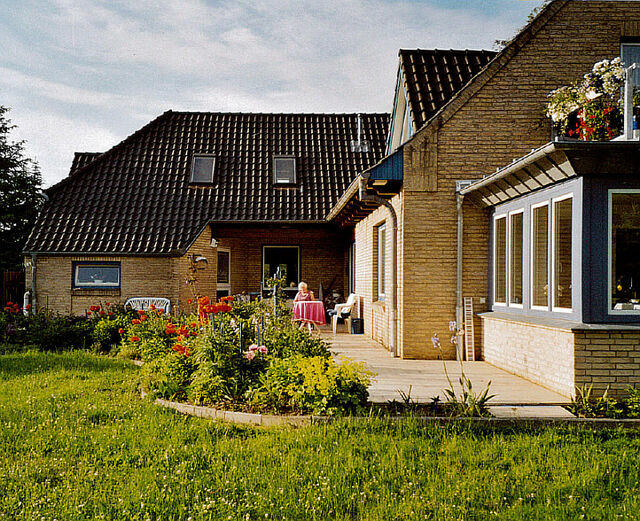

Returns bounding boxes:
[395,1,640,359]
[26,224,349,315]
[210,224,350,298]
[482,315,575,397]
[482,315,640,398]
[353,194,403,353]
[574,330,640,397]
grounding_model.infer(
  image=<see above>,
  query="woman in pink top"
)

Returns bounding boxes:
[294,281,315,302]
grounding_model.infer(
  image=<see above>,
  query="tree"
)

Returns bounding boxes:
[0,105,43,271]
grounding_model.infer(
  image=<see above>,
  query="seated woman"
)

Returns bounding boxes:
[294,281,315,302]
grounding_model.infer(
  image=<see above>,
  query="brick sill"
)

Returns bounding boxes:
[71,288,122,297]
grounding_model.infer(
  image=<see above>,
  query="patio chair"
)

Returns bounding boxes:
[124,297,171,314]
[328,293,356,334]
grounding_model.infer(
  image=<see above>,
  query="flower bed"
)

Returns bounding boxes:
[118,296,373,416]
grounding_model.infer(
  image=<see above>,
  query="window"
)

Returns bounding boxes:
[263,246,300,288]
[610,191,640,313]
[377,224,386,300]
[273,157,296,184]
[553,196,573,311]
[73,262,120,288]
[494,215,507,305]
[509,212,523,306]
[190,155,215,184]
[217,248,231,295]
[531,203,549,309]
[622,43,640,85]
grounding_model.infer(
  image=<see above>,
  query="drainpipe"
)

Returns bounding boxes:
[30,253,37,313]
[359,176,398,357]
[455,192,464,361]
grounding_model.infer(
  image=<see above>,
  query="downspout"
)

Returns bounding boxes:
[30,253,37,313]
[359,177,398,357]
[455,192,464,361]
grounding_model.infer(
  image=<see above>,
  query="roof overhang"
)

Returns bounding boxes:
[326,148,404,226]
[461,140,640,207]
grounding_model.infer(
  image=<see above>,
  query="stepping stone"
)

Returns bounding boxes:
[488,405,575,419]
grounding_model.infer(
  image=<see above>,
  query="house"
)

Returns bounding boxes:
[327,0,640,397]
[25,0,640,398]
[24,112,388,315]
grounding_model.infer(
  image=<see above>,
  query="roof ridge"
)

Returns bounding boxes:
[166,110,390,116]
[399,48,497,53]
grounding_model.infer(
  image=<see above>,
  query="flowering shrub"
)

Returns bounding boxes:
[546,57,626,140]
[247,356,373,415]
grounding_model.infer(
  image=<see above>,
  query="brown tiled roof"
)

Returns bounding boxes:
[26,111,389,255]
[399,49,497,130]
[68,152,102,175]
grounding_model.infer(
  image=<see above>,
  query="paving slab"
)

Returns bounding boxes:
[322,330,570,406]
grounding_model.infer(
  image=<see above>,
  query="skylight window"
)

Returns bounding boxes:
[273,156,296,185]
[190,155,215,184]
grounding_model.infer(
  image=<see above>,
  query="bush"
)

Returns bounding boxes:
[91,313,132,353]
[140,352,196,401]
[247,356,372,415]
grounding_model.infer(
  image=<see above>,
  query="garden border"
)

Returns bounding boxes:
[142,391,640,429]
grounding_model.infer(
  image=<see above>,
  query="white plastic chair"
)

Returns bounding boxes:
[330,293,356,334]
[124,297,171,314]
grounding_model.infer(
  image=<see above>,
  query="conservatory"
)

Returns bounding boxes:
[461,140,640,398]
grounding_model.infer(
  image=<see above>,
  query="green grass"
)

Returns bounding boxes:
[2,352,640,520]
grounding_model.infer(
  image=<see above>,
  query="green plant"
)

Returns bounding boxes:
[140,351,196,400]
[431,333,495,417]
[570,385,624,418]
[624,387,640,418]
[248,356,372,415]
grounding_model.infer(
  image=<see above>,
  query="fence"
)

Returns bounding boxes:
[2,271,25,307]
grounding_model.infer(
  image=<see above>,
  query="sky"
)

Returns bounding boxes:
[1,0,545,187]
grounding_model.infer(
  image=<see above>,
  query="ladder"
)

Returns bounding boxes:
[463,297,475,361]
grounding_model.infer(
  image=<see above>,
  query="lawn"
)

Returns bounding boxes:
[2,351,640,520]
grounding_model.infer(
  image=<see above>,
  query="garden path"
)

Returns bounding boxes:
[322,328,570,406]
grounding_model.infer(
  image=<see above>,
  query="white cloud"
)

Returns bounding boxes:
[1,0,544,187]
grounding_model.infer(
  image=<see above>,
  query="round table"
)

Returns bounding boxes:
[292,301,326,331]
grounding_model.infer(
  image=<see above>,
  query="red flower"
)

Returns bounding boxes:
[105,302,111,306]
[157,309,165,315]
[132,319,141,325]
[86,311,92,315]
[130,336,140,342]
[89,305,100,312]
[150,304,156,310]
[118,328,124,334]
[107,312,113,316]
[140,315,147,322]
[189,322,197,328]
[6,301,13,306]
[25,304,32,310]
[137,309,145,315]
[187,299,193,304]
[99,310,106,315]
[198,296,210,306]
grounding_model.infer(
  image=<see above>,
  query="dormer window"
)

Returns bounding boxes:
[190,155,215,184]
[273,156,296,185]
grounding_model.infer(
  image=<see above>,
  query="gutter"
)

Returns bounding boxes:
[359,177,398,357]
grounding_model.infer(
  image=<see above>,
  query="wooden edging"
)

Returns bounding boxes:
[141,392,640,429]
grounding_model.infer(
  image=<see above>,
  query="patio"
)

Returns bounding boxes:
[322,328,570,406]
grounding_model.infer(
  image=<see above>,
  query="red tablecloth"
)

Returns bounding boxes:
[292,301,326,325]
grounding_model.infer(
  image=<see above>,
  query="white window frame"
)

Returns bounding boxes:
[508,209,524,308]
[608,189,640,315]
[493,213,507,306]
[530,201,550,311]
[621,42,640,84]
[73,262,120,288]
[216,247,231,294]
[377,223,386,301]
[273,156,296,185]
[551,194,573,313]
[190,155,216,184]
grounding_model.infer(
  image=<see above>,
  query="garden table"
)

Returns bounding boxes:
[292,301,326,332]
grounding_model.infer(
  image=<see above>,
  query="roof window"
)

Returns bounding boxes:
[190,155,215,184]
[273,156,296,185]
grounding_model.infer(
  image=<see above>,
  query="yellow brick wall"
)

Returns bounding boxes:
[482,315,575,397]
[353,194,403,353]
[397,1,640,358]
